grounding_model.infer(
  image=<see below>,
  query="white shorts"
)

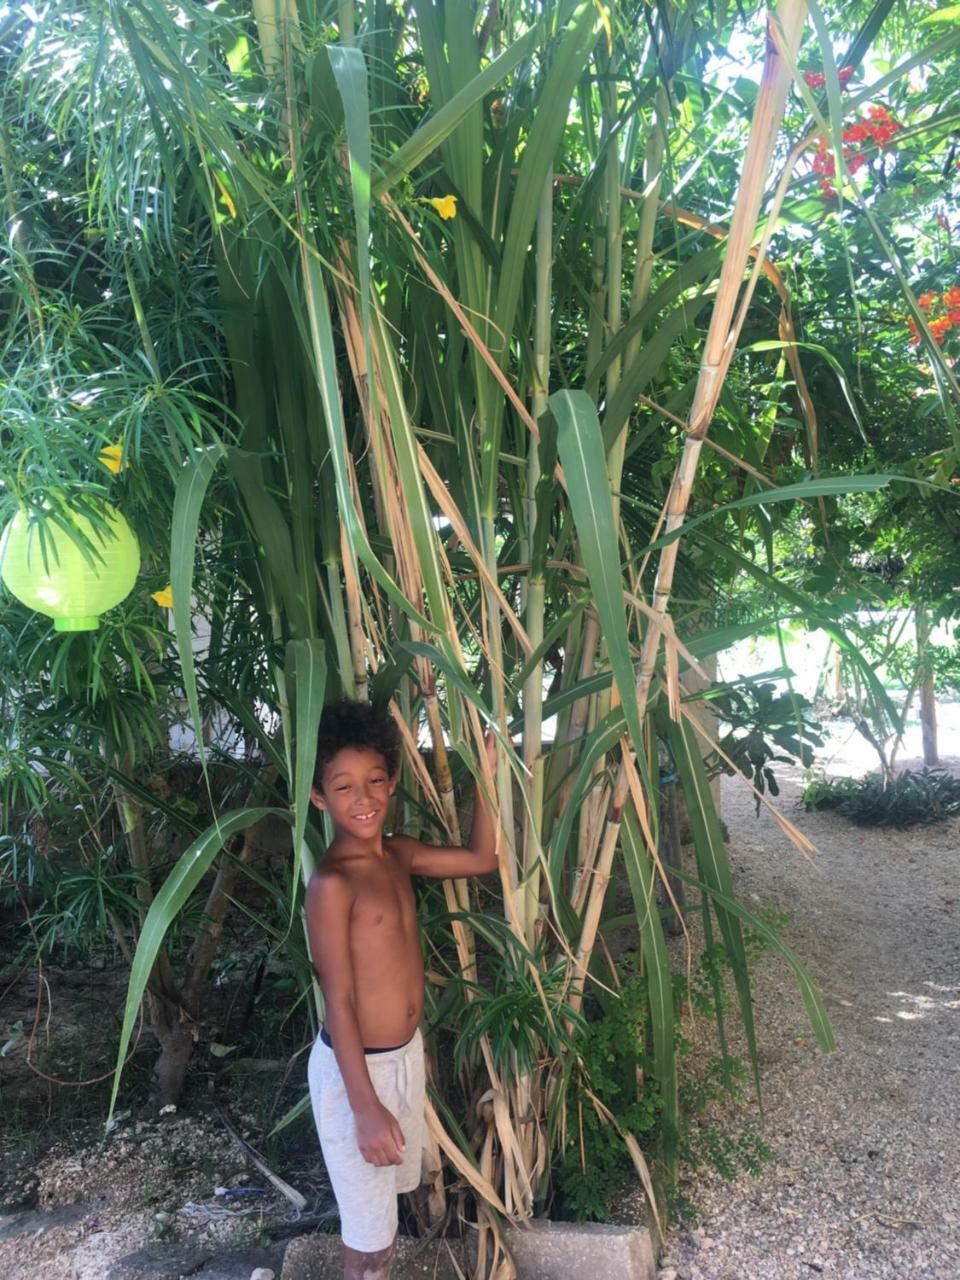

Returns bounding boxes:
[308,1028,425,1253]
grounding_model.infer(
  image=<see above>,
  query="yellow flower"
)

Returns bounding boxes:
[99,442,126,474]
[426,194,457,220]
[151,586,174,609]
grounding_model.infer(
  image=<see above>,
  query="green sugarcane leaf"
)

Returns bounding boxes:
[699,534,901,726]
[170,446,220,771]
[745,340,863,433]
[586,245,724,394]
[372,9,572,197]
[636,474,896,558]
[227,448,309,633]
[327,45,371,354]
[667,716,762,1104]
[494,3,598,358]
[399,640,515,765]
[108,806,280,1122]
[621,805,678,1175]
[298,247,434,631]
[552,390,647,762]
[287,638,327,897]
[672,861,836,1053]
[547,707,625,891]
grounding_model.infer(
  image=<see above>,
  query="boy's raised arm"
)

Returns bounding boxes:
[393,731,501,879]
[304,872,406,1167]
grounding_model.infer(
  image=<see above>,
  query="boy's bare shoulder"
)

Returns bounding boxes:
[305,862,355,913]
[382,832,423,868]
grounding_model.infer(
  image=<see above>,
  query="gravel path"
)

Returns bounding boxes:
[659,749,960,1280]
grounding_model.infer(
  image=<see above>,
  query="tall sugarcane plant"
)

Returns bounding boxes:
[13,0,954,1267]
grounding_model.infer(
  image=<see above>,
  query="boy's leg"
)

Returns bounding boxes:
[343,1238,395,1279]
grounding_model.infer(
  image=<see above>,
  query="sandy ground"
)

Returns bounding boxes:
[659,740,960,1280]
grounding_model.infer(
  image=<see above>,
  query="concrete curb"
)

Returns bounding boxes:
[501,1220,657,1279]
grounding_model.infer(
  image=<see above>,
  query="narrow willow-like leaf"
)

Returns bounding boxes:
[109,807,280,1121]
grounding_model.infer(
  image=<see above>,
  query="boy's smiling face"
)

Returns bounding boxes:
[311,746,397,840]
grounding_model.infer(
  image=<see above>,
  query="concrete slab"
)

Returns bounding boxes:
[502,1220,657,1280]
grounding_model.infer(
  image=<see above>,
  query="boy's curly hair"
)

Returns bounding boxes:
[314,698,401,787]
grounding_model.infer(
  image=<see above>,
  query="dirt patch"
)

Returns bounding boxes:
[656,756,960,1280]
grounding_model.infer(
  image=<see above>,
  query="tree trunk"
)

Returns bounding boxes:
[114,778,196,1108]
[916,608,939,767]
[151,1007,195,1109]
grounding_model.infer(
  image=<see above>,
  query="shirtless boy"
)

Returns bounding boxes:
[305,699,499,1280]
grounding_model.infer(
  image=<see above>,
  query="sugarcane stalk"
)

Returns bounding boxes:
[570,0,810,1009]
[521,170,553,945]
[634,0,809,715]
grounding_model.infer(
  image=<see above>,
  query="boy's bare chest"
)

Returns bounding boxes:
[347,861,416,936]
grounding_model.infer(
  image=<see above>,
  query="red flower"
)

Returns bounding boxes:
[812,141,836,178]
[919,291,937,311]
[804,71,826,89]
[943,285,960,308]
[929,316,952,344]
[843,122,869,144]
[949,310,960,326]
[908,317,921,346]
[839,66,855,85]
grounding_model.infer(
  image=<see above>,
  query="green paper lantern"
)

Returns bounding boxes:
[0,503,140,631]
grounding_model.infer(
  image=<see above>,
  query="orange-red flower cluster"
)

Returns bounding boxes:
[863,103,900,146]
[812,104,901,197]
[907,285,960,346]
[803,66,854,90]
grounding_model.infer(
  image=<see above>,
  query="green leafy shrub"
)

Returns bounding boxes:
[555,973,659,1222]
[804,768,960,826]
[707,679,824,804]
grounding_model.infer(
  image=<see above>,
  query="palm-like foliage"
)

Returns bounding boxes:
[5,0,959,1265]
